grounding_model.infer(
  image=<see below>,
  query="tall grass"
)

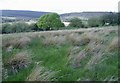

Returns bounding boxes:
[2,27,118,81]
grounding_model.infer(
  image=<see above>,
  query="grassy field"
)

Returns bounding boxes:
[2,26,118,81]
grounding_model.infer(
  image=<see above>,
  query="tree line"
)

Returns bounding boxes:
[2,12,119,34]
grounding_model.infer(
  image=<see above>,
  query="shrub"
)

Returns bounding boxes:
[68,18,84,28]
[2,22,29,34]
[2,23,13,33]
[88,18,102,27]
[12,22,30,32]
[118,13,120,25]
[28,23,39,31]
[2,22,38,34]
[37,13,65,30]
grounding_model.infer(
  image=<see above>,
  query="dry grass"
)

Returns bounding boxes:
[67,46,80,65]
[27,65,56,81]
[3,36,31,49]
[65,30,104,46]
[84,31,104,44]
[66,30,108,69]
[85,42,105,54]
[66,33,90,46]
[85,52,104,70]
[42,35,66,46]
[6,51,31,74]
[67,46,87,68]
[72,50,86,68]
[104,76,118,81]
[66,33,80,45]
[84,38,106,70]
[18,36,31,47]
[9,51,31,65]
[107,37,118,51]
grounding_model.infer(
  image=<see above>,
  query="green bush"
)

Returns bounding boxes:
[11,22,30,32]
[2,23,13,33]
[29,23,39,31]
[88,18,102,27]
[37,13,65,30]
[2,22,39,34]
[68,18,84,28]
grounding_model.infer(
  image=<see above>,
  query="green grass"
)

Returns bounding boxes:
[2,48,21,65]
[28,38,85,81]
[88,52,118,80]
[4,64,34,81]
[27,37,118,81]
[2,47,34,81]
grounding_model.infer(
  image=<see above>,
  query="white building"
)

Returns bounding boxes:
[63,22,70,26]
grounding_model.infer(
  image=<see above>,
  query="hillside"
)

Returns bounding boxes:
[60,12,115,21]
[2,26,118,81]
[1,10,114,20]
[1,10,51,19]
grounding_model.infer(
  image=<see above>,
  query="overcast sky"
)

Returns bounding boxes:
[0,0,119,14]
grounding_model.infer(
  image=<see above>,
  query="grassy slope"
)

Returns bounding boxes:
[2,26,118,81]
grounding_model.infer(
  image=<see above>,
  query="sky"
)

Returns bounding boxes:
[0,0,119,14]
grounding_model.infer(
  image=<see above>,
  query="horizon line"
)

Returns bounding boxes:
[1,9,118,14]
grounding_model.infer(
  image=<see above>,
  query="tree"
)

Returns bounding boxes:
[118,13,120,25]
[29,23,39,31]
[100,13,118,26]
[68,18,84,28]
[37,13,64,30]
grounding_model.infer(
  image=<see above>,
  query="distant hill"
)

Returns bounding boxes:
[60,12,114,21]
[1,10,51,19]
[1,10,116,21]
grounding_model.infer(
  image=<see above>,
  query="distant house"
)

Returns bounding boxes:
[63,22,70,26]
[105,23,110,26]
[26,20,36,24]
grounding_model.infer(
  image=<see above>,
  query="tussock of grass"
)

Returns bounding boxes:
[3,51,32,76]
[8,51,31,66]
[2,46,33,81]
[66,33,90,46]
[42,35,66,46]
[3,36,31,49]
[27,65,56,81]
[71,50,86,68]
